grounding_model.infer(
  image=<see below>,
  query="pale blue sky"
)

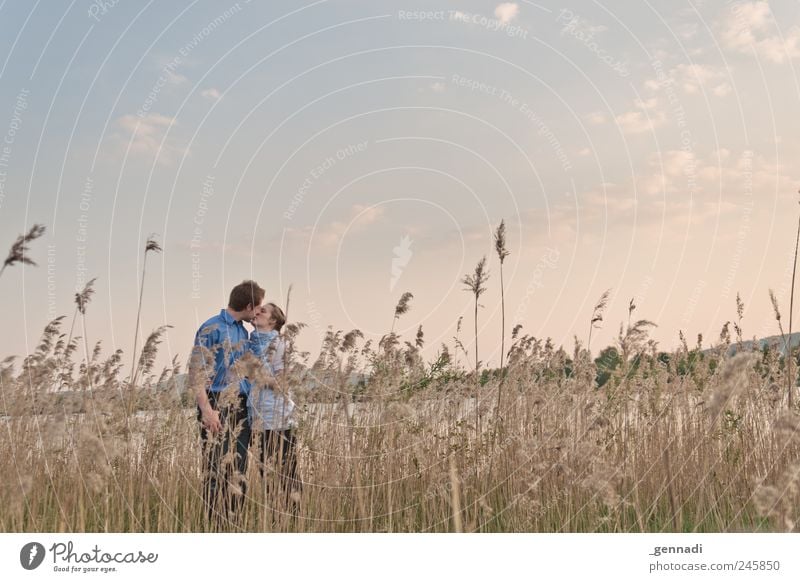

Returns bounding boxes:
[2,0,800,370]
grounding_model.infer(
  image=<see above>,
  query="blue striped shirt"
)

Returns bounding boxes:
[246,330,294,430]
[192,309,250,394]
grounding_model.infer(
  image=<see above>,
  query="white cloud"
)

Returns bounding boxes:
[112,114,186,166]
[200,88,221,100]
[634,97,659,110]
[153,57,189,85]
[557,148,799,247]
[644,79,662,91]
[645,63,732,98]
[713,82,732,97]
[165,70,188,85]
[674,63,731,95]
[678,21,699,40]
[587,111,608,124]
[634,148,796,208]
[720,0,800,63]
[287,204,386,250]
[615,109,667,134]
[495,3,519,24]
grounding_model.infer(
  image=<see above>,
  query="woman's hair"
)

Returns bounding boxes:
[266,302,286,332]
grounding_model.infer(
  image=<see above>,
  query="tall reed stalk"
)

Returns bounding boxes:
[130,236,162,388]
[462,257,489,438]
[494,220,510,414]
[787,194,800,409]
[75,279,96,388]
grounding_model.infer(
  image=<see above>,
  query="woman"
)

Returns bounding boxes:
[247,303,301,504]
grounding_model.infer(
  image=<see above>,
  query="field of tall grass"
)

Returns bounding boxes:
[1,225,800,532]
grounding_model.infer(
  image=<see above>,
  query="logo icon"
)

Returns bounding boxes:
[20,542,46,570]
[390,235,413,291]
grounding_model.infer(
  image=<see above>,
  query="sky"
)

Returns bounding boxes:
[2,0,800,372]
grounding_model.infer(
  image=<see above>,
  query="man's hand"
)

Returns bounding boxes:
[200,406,222,434]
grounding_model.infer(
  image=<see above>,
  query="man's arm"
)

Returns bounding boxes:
[190,327,222,433]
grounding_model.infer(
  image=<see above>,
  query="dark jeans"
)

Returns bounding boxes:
[198,391,251,527]
[255,429,301,502]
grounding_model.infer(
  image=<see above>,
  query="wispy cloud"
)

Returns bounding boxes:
[112,113,186,166]
[675,63,732,96]
[495,3,519,24]
[635,148,795,206]
[644,62,732,97]
[286,204,386,250]
[200,88,221,100]
[614,104,667,134]
[720,0,800,63]
[587,111,608,124]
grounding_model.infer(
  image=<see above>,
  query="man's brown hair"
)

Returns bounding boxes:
[228,280,265,311]
[266,302,286,333]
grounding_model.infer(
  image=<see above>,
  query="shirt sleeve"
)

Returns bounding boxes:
[192,323,220,368]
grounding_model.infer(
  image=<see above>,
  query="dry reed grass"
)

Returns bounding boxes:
[1,308,799,533]
[2,221,798,532]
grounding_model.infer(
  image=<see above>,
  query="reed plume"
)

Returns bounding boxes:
[588,289,611,352]
[494,220,510,370]
[74,278,97,389]
[0,224,46,278]
[391,292,414,333]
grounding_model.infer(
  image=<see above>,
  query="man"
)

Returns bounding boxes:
[189,280,265,527]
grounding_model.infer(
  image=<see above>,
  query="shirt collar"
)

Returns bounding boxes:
[219,308,238,325]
